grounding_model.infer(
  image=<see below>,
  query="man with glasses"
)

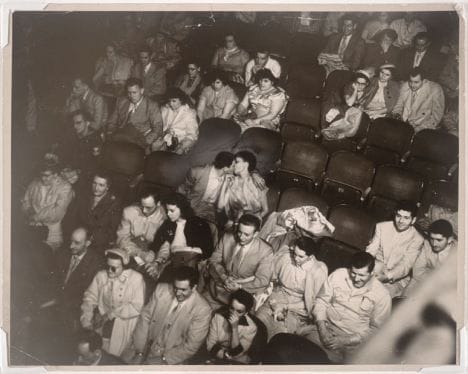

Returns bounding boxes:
[21,159,74,249]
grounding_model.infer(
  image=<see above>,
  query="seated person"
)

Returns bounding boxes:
[145,193,214,281]
[64,77,107,133]
[151,87,199,154]
[205,214,274,309]
[306,252,391,363]
[74,329,123,365]
[211,32,250,84]
[123,266,212,365]
[234,68,288,133]
[321,70,371,140]
[318,14,366,75]
[362,29,401,70]
[361,64,400,120]
[80,248,145,357]
[146,31,181,71]
[256,237,328,340]
[217,151,268,229]
[390,12,427,50]
[106,78,163,151]
[178,151,234,224]
[244,49,281,87]
[391,67,445,132]
[206,290,259,364]
[175,61,204,105]
[361,12,391,44]
[21,158,74,249]
[405,220,457,295]
[64,171,122,254]
[366,201,424,297]
[130,46,167,101]
[197,70,239,123]
[92,44,133,97]
[116,190,166,264]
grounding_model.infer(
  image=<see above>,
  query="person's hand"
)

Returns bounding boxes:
[244,118,255,127]
[318,321,334,347]
[228,312,240,328]
[326,335,348,350]
[376,271,389,283]
[224,279,241,292]
[352,82,359,92]
[216,348,225,360]
[145,261,162,278]
[273,308,286,322]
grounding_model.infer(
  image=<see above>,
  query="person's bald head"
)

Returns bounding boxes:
[70,227,91,255]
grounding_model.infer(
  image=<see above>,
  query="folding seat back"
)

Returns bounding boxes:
[362,118,414,165]
[235,127,283,176]
[285,64,326,100]
[277,141,328,191]
[188,118,241,167]
[317,238,360,274]
[420,180,458,213]
[321,151,375,206]
[143,151,189,189]
[101,141,145,176]
[277,187,329,216]
[367,165,424,221]
[406,129,458,180]
[322,69,354,99]
[281,99,322,142]
[289,32,327,64]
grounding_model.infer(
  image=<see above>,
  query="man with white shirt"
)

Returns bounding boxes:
[131,47,167,101]
[244,49,281,87]
[106,77,163,150]
[404,219,457,295]
[366,201,424,297]
[177,151,234,224]
[206,214,274,309]
[391,67,445,132]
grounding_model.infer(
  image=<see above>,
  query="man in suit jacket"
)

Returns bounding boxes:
[397,32,444,82]
[177,151,234,223]
[123,266,212,365]
[64,171,122,254]
[321,14,366,71]
[107,77,163,150]
[391,67,445,133]
[65,78,108,133]
[131,48,167,101]
[206,214,274,308]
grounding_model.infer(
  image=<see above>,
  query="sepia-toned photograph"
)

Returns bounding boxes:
[4,4,463,370]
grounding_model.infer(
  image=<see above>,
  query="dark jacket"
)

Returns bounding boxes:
[151,216,214,259]
[398,48,445,81]
[322,32,366,70]
[362,78,401,114]
[362,44,401,70]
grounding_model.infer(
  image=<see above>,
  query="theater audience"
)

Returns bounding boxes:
[123,266,212,364]
[145,31,181,71]
[306,252,391,363]
[256,237,328,340]
[217,151,269,228]
[244,49,281,87]
[178,151,234,224]
[205,214,273,309]
[80,248,145,356]
[116,190,166,263]
[92,44,133,96]
[391,67,445,132]
[107,78,163,150]
[366,202,424,298]
[175,61,204,105]
[390,12,427,50]
[152,87,199,154]
[197,70,239,122]
[211,32,249,84]
[362,29,400,70]
[404,220,457,295]
[130,46,167,102]
[65,171,122,254]
[234,68,288,133]
[361,12,391,44]
[74,329,123,365]
[21,158,74,250]
[145,193,213,281]
[64,78,107,133]
[206,290,259,364]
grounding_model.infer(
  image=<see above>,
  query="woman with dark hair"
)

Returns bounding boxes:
[175,61,204,104]
[80,248,145,357]
[152,87,199,154]
[145,193,213,281]
[217,151,269,229]
[362,28,401,70]
[197,69,239,122]
[234,68,288,133]
[362,64,401,119]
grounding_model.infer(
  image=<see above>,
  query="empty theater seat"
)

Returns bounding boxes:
[361,118,414,166]
[367,165,425,221]
[276,141,328,191]
[281,99,322,142]
[285,64,326,100]
[321,151,375,207]
[322,69,354,100]
[277,187,329,216]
